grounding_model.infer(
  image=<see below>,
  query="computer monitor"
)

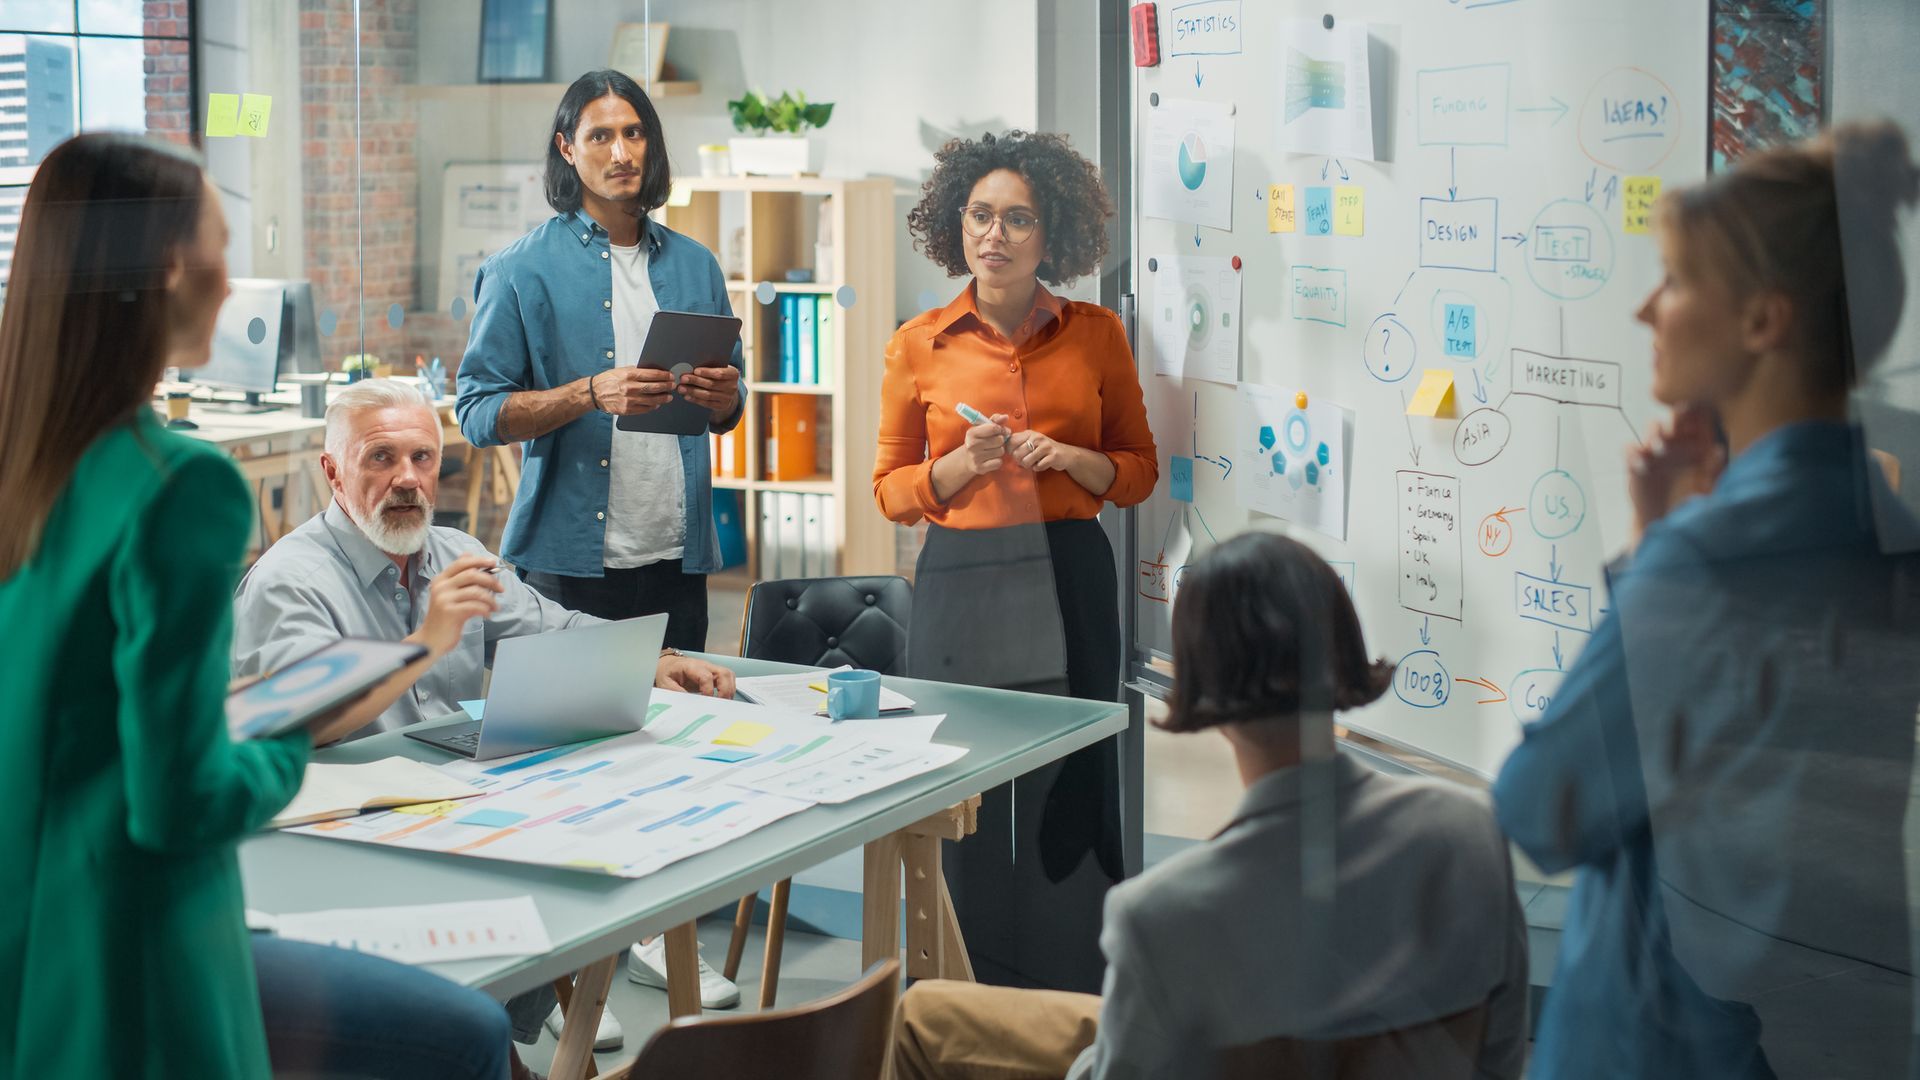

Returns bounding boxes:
[279,280,325,376]
[191,279,285,411]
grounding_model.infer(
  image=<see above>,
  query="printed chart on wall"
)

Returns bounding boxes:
[1132,1,1708,777]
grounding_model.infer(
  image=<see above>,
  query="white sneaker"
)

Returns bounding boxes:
[627,938,741,1009]
[543,1002,623,1052]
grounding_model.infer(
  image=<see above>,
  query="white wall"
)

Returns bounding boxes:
[413,0,1104,324]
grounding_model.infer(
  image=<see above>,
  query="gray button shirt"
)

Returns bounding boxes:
[231,501,599,736]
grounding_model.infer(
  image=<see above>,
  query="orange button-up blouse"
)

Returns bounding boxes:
[873,284,1158,529]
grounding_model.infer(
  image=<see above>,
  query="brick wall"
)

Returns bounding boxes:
[299,0,419,369]
[142,1,191,143]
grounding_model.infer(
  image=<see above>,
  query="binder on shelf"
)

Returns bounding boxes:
[722,422,747,478]
[797,295,817,385]
[758,493,779,577]
[713,490,747,568]
[779,295,800,383]
[766,394,818,481]
[801,494,838,576]
[776,492,805,579]
[814,296,834,388]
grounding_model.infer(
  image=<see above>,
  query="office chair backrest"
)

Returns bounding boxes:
[1212,1001,1491,1080]
[741,576,912,674]
[629,958,901,1078]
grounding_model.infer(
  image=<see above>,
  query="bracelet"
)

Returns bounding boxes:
[659,647,684,659]
[587,372,604,412]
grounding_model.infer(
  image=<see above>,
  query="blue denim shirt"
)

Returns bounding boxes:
[455,211,745,577]
[1493,422,1920,1079]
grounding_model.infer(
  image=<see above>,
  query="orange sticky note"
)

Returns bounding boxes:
[204,93,240,138]
[1268,184,1296,233]
[1334,186,1365,236]
[1406,369,1456,418]
[1623,176,1661,235]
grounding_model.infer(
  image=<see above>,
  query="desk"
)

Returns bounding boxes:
[241,656,1125,1078]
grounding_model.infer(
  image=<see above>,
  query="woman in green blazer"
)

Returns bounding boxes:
[0,136,512,1077]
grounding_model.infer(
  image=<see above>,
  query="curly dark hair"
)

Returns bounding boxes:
[907,130,1112,287]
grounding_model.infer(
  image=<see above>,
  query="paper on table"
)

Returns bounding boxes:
[729,739,969,805]
[733,667,916,717]
[267,896,552,964]
[270,757,483,828]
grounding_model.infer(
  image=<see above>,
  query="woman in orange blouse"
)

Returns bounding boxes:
[875,130,1157,992]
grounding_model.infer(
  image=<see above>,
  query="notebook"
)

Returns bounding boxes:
[269,757,483,828]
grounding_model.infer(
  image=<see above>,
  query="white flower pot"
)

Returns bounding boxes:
[729,135,812,176]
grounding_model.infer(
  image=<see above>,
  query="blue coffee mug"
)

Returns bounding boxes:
[827,669,882,720]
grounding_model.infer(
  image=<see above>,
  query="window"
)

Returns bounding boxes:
[0,1,193,281]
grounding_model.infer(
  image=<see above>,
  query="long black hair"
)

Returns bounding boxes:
[545,69,672,215]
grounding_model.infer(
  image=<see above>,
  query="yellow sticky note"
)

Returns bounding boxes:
[238,93,272,138]
[1334,185,1365,236]
[392,800,460,816]
[1623,176,1661,235]
[714,721,775,747]
[1268,184,1296,233]
[1406,369,1456,418]
[204,93,240,138]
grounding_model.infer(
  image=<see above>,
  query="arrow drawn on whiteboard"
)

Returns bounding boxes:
[1194,225,1202,248]
[1194,60,1204,87]
[1552,632,1565,671]
[1549,544,1564,582]
[1603,175,1621,210]
[1321,158,1350,182]
[1448,148,1458,200]
[1455,676,1507,705]
[1585,167,1597,203]
[1419,616,1431,646]
[1471,370,1488,404]
[1196,452,1232,479]
[1398,389,1422,467]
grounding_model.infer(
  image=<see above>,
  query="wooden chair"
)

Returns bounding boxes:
[724,577,922,1006]
[1213,1002,1493,1080]
[612,958,901,1080]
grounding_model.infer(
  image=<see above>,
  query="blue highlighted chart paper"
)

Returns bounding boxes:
[286,691,962,878]
[1275,18,1376,161]
[1235,381,1352,539]
[1148,254,1243,384]
[1144,96,1236,230]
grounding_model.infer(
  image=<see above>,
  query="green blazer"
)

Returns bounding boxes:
[0,410,309,1076]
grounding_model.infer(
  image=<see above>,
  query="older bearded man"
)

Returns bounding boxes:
[232,379,743,1050]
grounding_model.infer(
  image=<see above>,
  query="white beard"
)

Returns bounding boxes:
[350,492,434,555]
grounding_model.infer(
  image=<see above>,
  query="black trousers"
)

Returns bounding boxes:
[910,518,1123,994]
[523,559,710,652]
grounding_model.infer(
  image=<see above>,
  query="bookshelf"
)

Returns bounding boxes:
[660,176,896,579]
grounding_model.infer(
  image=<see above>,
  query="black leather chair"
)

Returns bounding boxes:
[725,576,912,1006]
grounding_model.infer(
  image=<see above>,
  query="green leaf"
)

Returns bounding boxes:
[802,103,834,129]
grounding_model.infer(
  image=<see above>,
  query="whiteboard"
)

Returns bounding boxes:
[1129,1,1709,778]
[435,162,551,311]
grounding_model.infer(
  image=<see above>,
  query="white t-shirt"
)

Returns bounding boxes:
[603,240,687,569]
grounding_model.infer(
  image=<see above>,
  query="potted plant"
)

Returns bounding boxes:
[727,90,833,176]
[342,354,379,383]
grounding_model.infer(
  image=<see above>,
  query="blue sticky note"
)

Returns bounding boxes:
[1443,304,1478,357]
[458,809,529,829]
[696,747,757,764]
[1304,187,1334,236]
[459,699,487,720]
[1170,455,1194,503]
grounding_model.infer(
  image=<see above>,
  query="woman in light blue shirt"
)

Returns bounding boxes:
[1494,122,1920,1079]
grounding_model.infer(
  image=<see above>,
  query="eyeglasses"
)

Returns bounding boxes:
[958,205,1040,245]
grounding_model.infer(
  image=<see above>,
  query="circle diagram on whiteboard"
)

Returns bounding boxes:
[1177,132,1208,191]
[1185,284,1215,351]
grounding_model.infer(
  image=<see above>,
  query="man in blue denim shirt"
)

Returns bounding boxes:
[457,69,745,654]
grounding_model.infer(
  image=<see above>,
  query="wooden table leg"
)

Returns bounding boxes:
[760,878,792,1008]
[862,832,904,972]
[664,921,703,1019]
[723,894,754,981]
[901,831,943,981]
[936,875,975,982]
[549,953,618,1080]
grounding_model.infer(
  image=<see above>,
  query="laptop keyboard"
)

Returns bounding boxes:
[441,727,482,752]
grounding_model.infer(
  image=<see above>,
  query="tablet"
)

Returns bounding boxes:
[614,310,744,436]
[227,639,427,741]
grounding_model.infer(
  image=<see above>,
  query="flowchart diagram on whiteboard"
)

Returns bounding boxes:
[1131,1,1708,777]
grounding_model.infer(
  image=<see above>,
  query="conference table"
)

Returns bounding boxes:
[240,655,1127,1079]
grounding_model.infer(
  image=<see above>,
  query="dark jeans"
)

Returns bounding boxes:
[253,933,512,1079]
[525,559,710,651]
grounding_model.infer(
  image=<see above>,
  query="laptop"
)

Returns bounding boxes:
[405,614,668,760]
